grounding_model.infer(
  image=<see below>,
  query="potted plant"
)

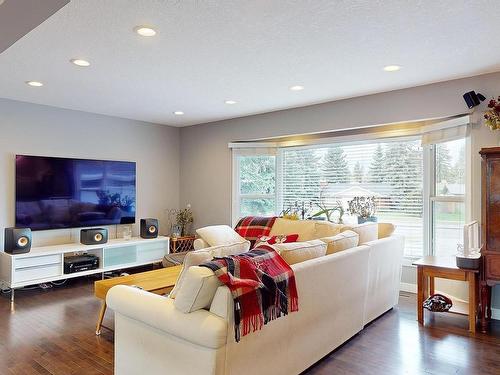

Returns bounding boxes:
[484,97,500,130]
[176,204,194,236]
[348,196,377,224]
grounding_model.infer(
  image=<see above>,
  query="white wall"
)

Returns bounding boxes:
[179,71,500,308]
[0,98,180,248]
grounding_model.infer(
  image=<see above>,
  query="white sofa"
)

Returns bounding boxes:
[107,220,404,375]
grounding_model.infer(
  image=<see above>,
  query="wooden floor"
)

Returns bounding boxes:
[1,279,499,375]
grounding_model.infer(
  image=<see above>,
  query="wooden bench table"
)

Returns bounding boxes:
[413,256,479,333]
[94,265,182,335]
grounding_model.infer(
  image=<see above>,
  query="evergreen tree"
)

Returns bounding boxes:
[384,141,423,214]
[368,144,385,183]
[436,144,453,183]
[322,146,349,184]
[239,155,276,215]
[353,161,364,183]
[282,149,322,209]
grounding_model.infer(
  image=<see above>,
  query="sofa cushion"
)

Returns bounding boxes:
[174,266,221,313]
[341,222,378,244]
[169,242,250,299]
[272,239,327,265]
[320,230,359,255]
[196,225,247,247]
[169,249,213,299]
[313,221,343,238]
[378,223,396,239]
[269,218,316,241]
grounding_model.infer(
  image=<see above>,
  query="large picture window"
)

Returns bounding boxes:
[232,134,468,259]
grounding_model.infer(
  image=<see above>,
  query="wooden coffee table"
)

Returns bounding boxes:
[94,265,182,335]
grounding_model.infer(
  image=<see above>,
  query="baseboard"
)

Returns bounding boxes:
[400,282,500,321]
[491,308,500,320]
[400,282,417,293]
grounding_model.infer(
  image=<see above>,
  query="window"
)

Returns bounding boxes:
[281,140,423,257]
[430,138,466,256]
[232,134,468,259]
[233,154,276,220]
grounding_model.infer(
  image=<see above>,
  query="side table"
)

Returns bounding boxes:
[413,256,479,333]
[170,235,196,253]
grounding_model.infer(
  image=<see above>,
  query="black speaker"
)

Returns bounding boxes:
[463,91,486,109]
[140,218,159,239]
[4,227,32,254]
[80,228,108,245]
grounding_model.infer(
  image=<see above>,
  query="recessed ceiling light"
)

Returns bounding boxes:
[70,58,90,67]
[26,81,43,87]
[225,100,237,105]
[289,85,304,91]
[383,65,401,72]
[134,26,157,37]
[173,111,184,116]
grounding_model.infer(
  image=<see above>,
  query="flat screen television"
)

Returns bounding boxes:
[15,155,136,231]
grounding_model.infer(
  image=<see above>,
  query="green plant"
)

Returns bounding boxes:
[176,205,194,235]
[348,196,377,219]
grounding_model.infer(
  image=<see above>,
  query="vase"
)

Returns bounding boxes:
[358,216,377,224]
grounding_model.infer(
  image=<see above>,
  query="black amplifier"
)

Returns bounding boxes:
[64,254,99,274]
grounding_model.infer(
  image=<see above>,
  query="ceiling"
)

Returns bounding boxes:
[1,0,500,127]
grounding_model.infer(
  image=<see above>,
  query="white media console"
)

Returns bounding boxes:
[0,236,170,302]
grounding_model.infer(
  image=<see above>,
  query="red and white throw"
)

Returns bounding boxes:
[234,216,277,248]
[200,245,299,342]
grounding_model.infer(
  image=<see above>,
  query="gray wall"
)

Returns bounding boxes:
[0,98,180,248]
[179,71,500,309]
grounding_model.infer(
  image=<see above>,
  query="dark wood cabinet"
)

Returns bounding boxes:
[479,147,500,332]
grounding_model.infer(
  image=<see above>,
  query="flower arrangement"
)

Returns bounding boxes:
[348,196,377,219]
[176,204,194,236]
[484,97,500,130]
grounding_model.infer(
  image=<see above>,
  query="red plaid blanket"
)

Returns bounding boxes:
[234,216,277,248]
[200,245,299,342]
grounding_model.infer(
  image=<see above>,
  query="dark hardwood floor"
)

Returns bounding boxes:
[0,279,499,375]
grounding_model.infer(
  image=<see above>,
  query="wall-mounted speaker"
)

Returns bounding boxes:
[4,227,32,254]
[80,228,108,245]
[141,218,159,239]
[463,91,486,109]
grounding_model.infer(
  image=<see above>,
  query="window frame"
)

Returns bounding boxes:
[232,150,279,226]
[423,138,469,259]
[231,133,470,260]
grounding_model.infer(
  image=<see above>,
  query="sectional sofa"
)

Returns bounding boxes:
[107,219,404,375]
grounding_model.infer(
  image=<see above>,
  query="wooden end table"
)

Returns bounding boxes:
[413,256,479,333]
[94,265,182,335]
[170,236,196,253]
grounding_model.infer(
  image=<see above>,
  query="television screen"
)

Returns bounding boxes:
[15,155,136,231]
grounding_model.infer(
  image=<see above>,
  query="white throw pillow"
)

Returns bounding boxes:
[169,241,250,299]
[269,218,316,241]
[340,222,378,244]
[272,239,327,265]
[320,230,359,255]
[169,249,213,299]
[196,225,247,246]
[174,266,221,313]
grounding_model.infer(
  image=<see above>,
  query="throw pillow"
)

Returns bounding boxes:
[174,266,222,313]
[272,239,327,265]
[319,230,359,255]
[169,241,251,299]
[269,218,316,241]
[169,248,213,299]
[340,222,378,244]
[257,233,299,246]
[196,225,247,247]
[378,223,396,239]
